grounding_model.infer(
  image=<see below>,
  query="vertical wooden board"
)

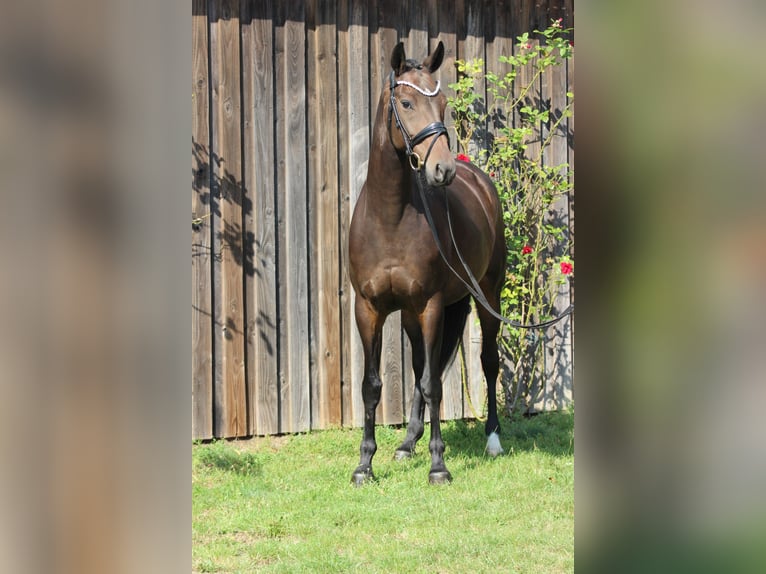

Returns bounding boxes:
[439,0,484,421]
[486,0,514,104]
[338,0,370,428]
[441,343,464,420]
[457,0,487,158]
[210,0,247,438]
[192,2,213,440]
[307,0,342,429]
[403,3,427,424]
[566,49,574,358]
[210,5,224,439]
[337,0,351,428]
[369,1,405,426]
[406,1,427,56]
[461,307,486,420]
[567,49,574,269]
[241,0,279,435]
[517,0,532,36]
[433,0,457,142]
[520,39,546,410]
[535,57,572,412]
[306,1,318,430]
[379,312,404,425]
[396,0,429,424]
[480,3,512,417]
[275,4,310,433]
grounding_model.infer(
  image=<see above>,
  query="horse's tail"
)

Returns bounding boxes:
[438,296,471,376]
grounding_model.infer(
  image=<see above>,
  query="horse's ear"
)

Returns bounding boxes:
[423,41,445,73]
[391,42,407,76]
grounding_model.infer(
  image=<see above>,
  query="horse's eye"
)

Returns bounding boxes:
[401,100,412,110]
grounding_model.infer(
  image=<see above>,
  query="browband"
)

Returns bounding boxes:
[392,79,441,97]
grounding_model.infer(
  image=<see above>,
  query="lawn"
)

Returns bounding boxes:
[193,410,573,573]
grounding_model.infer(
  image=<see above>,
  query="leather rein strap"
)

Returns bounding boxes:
[417,172,574,329]
[388,70,573,329]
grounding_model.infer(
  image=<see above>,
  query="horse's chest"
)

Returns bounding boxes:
[357,246,437,308]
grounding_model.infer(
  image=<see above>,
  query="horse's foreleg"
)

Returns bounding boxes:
[419,296,451,484]
[395,311,426,459]
[352,297,386,486]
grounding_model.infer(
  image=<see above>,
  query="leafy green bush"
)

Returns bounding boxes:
[448,20,574,414]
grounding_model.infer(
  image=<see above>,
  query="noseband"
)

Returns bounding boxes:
[387,70,450,171]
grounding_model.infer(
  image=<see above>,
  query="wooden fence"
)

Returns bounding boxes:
[192,0,574,439]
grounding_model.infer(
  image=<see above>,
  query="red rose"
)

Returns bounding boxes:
[456,153,470,162]
[560,261,573,275]
[521,245,532,255]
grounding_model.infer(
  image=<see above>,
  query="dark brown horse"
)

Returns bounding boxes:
[348,41,506,485]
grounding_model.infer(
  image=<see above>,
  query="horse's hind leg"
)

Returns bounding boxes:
[351,297,386,485]
[395,311,426,460]
[478,279,505,457]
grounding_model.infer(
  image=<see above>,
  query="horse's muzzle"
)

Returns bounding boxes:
[429,160,456,187]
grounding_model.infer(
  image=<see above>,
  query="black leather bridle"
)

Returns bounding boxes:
[387,70,450,171]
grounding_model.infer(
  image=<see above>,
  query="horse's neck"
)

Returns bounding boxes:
[364,100,413,223]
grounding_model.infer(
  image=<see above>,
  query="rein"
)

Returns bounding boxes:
[387,70,573,330]
[418,172,574,329]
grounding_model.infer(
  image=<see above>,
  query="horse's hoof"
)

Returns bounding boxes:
[394,449,412,461]
[351,468,374,486]
[428,470,453,485]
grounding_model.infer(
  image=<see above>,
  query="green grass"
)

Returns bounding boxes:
[193,411,573,573]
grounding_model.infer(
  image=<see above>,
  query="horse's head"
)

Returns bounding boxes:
[387,41,455,187]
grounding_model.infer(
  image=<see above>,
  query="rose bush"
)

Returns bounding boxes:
[449,20,574,415]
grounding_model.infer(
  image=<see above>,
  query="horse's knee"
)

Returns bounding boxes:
[421,382,441,405]
[362,373,383,405]
[481,345,499,372]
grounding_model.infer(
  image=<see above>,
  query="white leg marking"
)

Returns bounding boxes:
[486,431,504,457]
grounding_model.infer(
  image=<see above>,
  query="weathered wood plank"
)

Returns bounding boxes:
[486,0,514,96]
[369,0,406,426]
[406,1,428,56]
[275,2,310,433]
[540,12,574,416]
[567,43,574,284]
[428,0,457,424]
[434,0,457,154]
[536,51,572,411]
[462,306,485,420]
[394,0,430,423]
[566,40,574,357]
[307,0,342,428]
[467,0,511,421]
[338,0,370,428]
[192,1,213,440]
[438,0,487,421]
[241,0,279,435]
[458,0,487,157]
[210,0,247,438]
